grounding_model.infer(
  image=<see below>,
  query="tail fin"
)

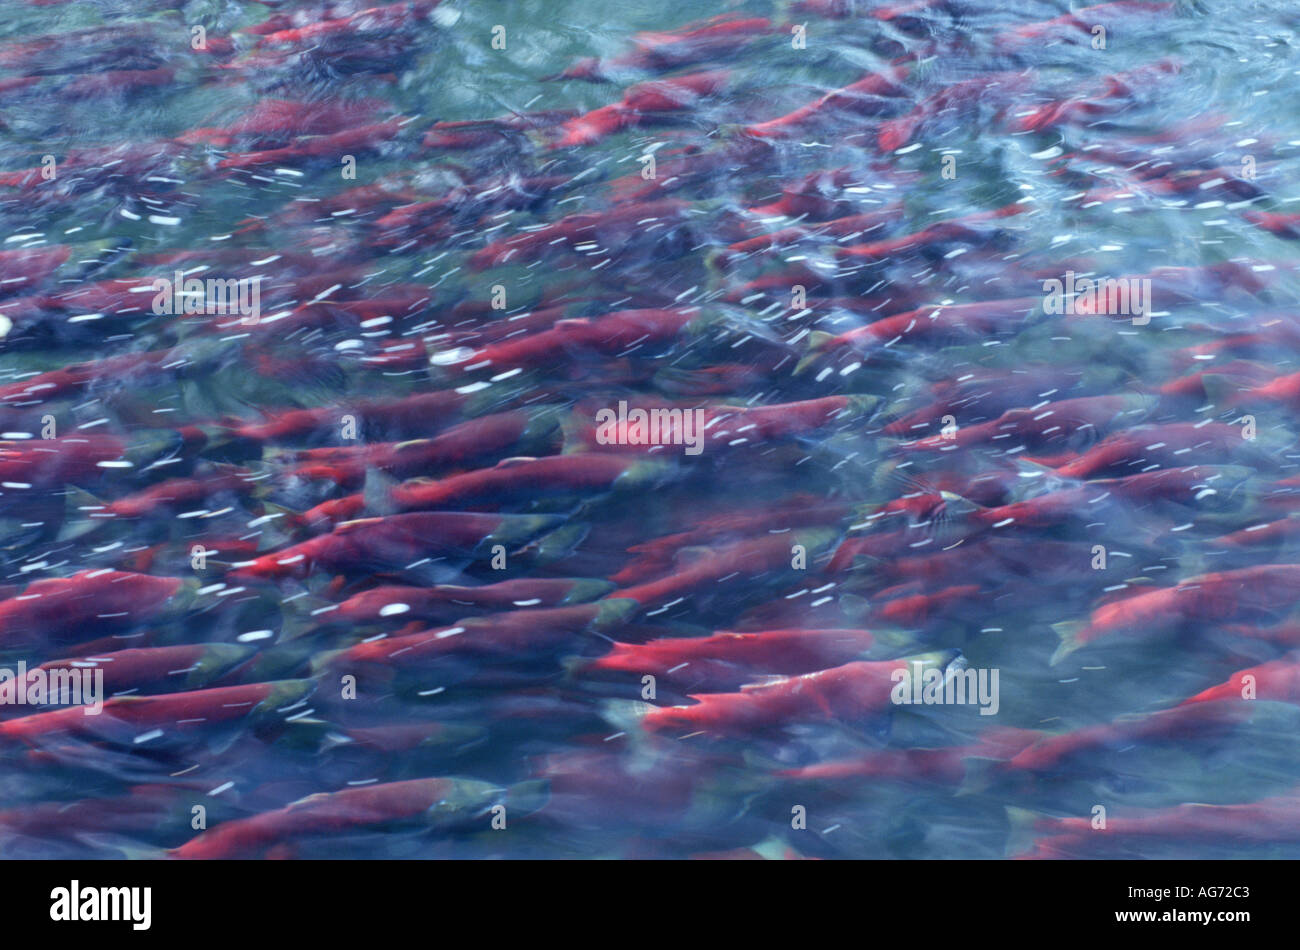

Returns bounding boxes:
[1199,373,1247,411]
[1049,621,1086,666]
[863,624,923,658]
[561,577,618,604]
[78,834,169,860]
[599,697,657,735]
[524,522,590,566]
[703,247,734,276]
[505,779,551,818]
[938,490,982,519]
[59,487,111,541]
[955,755,1002,797]
[255,501,306,538]
[362,468,401,516]
[1003,806,1050,858]
[793,331,836,375]
[279,589,346,641]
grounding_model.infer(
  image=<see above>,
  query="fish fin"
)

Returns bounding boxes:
[296,570,345,596]
[77,834,169,860]
[1006,458,1070,501]
[937,489,981,519]
[361,468,400,516]
[308,647,354,679]
[865,625,923,657]
[260,445,295,468]
[1049,621,1086,666]
[703,247,733,276]
[559,652,596,680]
[505,779,550,817]
[279,590,344,640]
[58,487,110,540]
[561,577,617,604]
[599,697,658,734]
[845,394,883,422]
[1198,373,1244,411]
[1003,806,1048,858]
[192,422,257,461]
[869,456,907,496]
[652,365,736,396]
[181,375,241,421]
[558,411,592,454]
[793,331,836,375]
[204,728,245,757]
[593,597,640,629]
[524,522,590,566]
[319,729,356,752]
[955,755,1001,797]
[254,502,304,541]
[709,305,789,347]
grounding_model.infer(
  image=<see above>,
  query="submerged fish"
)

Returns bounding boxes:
[0,0,1296,865]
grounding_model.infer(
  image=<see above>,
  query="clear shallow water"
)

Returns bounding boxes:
[0,0,1298,859]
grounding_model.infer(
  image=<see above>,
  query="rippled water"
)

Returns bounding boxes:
[0,0,1299,859]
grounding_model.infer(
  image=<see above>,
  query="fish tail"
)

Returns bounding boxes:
[505,779,551,818]
[194,422,257,459]
[793,331,837,375]
[703,246,733,275]
[361,468,401,516]
[561,577,619,604]
[59,486,111,540]
[524,521,591,566]
[600,696,663,734]
[257,500,307,535]
[1198,373,1244,411]
[280,590,346,641]
[1049,621,1086,666]
[308,647,348,678]
[1003,806,1051,858]
[954,756,1002,798]
[78,834,170,860]
[593,596,641,629]
[937,490,982,519]
[865,625,923,657]
[1010,456,1061,482]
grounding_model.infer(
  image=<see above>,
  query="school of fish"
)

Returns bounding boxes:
[0,0,1299,859]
